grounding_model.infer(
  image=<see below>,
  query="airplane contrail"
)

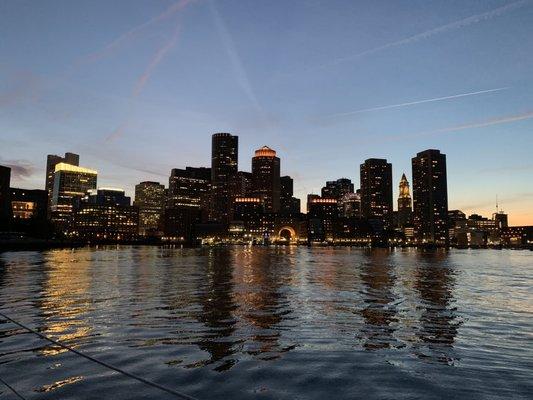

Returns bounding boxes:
[416,108,533,138]
[314,0,530,71]
[81,0,194,63]
[329,87,509,117]
[208,0,263,113]
[133,23,181,97]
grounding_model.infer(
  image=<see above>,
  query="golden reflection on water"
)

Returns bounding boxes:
[35,376,84,393]
[39,250,92,356]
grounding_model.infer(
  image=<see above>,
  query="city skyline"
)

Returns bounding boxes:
[1,0,533,225]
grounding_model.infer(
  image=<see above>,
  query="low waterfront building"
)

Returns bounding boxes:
[501,226,533,248]
[11,188,47,220]
[72,188,138,241]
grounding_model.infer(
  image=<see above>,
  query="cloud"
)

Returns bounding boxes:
[208,0,262,113]
[327,87,509,118]
[477,164,533,174]
[314,0,530,71]
[0,159,37,180]
[132,23,181,97]
[0,71,41,107]
[80,0,194,63]
[412,109,533,139]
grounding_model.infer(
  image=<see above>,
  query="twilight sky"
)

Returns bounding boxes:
[1,0,533,224]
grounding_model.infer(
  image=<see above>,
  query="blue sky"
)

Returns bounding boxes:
[1,0,532,224]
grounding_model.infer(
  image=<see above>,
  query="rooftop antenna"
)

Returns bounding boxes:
[496,195,499,213]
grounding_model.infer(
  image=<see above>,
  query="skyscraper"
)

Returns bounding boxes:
[211,133,238,223]
[168,167,211,210]
[45,152,79,217]
[360,158,393,229]
[0,165,11,225]
[412,149,449,246]
[51,163,97,227]
[252,146,281,213]
[280,175,301,215]
[134,181,166,236]
[397,173,412,228]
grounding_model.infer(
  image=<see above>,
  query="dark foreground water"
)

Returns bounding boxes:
[0,247,531,400]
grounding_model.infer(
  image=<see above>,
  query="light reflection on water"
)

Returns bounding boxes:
[0,247,531,399]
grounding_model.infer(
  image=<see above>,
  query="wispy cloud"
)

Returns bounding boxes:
[413,109,533,139]
[328,87,509,118]
[315,0,530,70]
[132,24,182,97]
[105,21,182,142]
[80,0,194,63]
[208,0,262,113]
[0,71,41,107]
[0,159,37,180]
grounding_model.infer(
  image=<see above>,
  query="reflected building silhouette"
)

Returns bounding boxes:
[358,249,399,350]
[232,247,295,360]
[195,248,239,371]
[414,252,460,364]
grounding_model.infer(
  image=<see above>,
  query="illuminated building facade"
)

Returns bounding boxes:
[252,146,281,213]
[360,158,393,229]
[0,165,11,225]
[501,226,533,247]
[308,197,338,241]
[51,163,97,227]
[45,152,79,217]
[211,133,238,223]
[412,149,448,246]
[339,191,362,218]
[321,178,354,200]
[73,188,138,241]
[397,173,412,228]
[168,167,210,211]
[11,188,47,220]
[134,181,166,236]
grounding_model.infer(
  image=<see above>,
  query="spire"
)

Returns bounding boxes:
[399,173,410,199]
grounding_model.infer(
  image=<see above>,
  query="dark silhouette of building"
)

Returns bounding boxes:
[0,166,11,227]
[134,181,166,236]
[211,133,238,223]
[252,146,281,213]
[230,171,252,199]
[45,152,79,217]
[50,163,97,228]
[232,197,264,240]
[412,149,448,246]
[280,175,300,215]
[397,173,412,228]
[73,188,138,241]
[360,158,393,229]
[162,207,201,243]
[321,178,354,199]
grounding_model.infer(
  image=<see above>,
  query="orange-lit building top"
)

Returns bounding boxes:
[254,146,277,158]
